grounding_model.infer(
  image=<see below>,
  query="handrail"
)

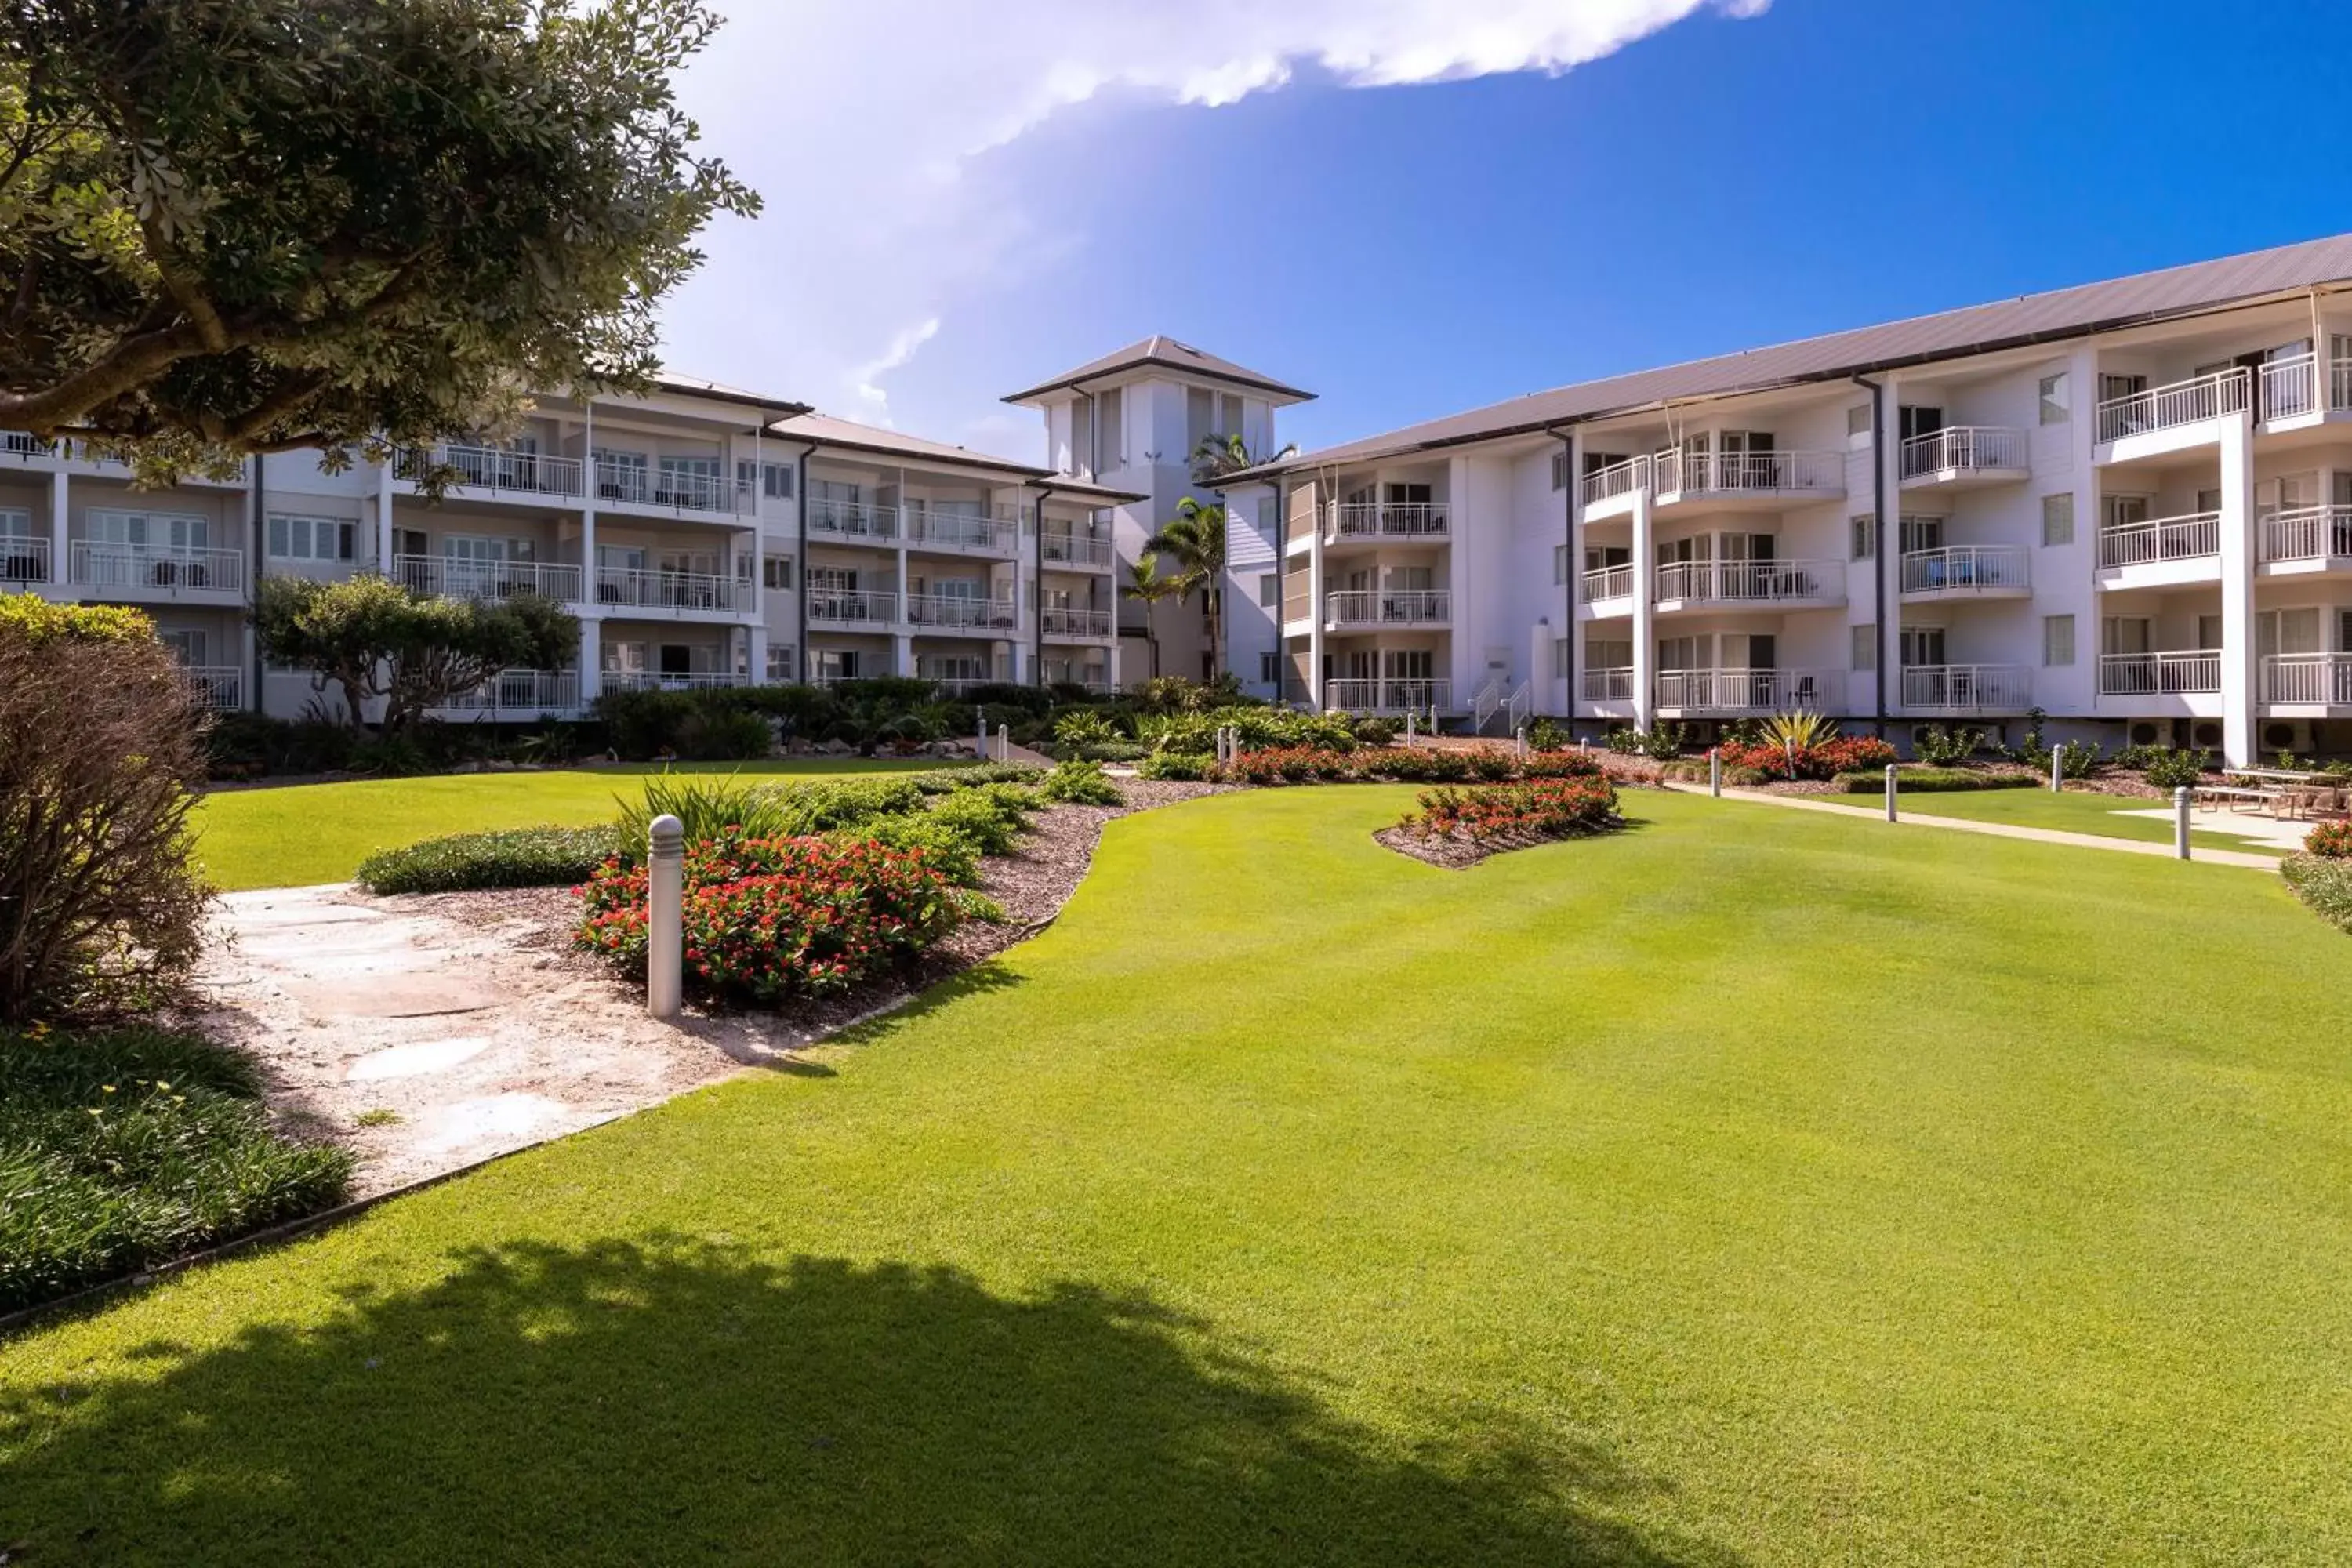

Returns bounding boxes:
[1900,663,2032,711]
[1040,605,1112,637]
[2098,511,2220,569]
[1323,589,1450,625]
[1581,666,1634,702]
[2098,650,2221,696]
[2258,354,2319,421]
[183,665,244,710]
[592,564,751,612]
[2096,367,2250,442]
[805,588,899,625]
[1323,502,1450,540]
[1578,455,1648,506]
[2259,504,2352,563]
[1658,448,1846,495]
[1653,668,1841,712]
[602,670,750,693]
[1899,426,2025,480]
[904,508,1018,553]
[1324,677,1453,713]
[2262,652,2352,705]
[905,592,1017,630]
[0,533,50,583]
[397,443,584,499]
[1653,557,1841,604]
[434,668,583,712]
[393,554,583,603]
[1899,543,2029,593]
[1583,563,1635,601]
[1040,533,1113,567]
[593,459,751,516]
[70,540,245,593]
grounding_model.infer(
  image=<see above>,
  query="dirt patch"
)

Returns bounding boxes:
[1373,822,1623,870]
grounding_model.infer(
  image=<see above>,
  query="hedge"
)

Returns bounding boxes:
[355,826,628,895]
[1838,768,2038,793]
[2282,855,2352,934]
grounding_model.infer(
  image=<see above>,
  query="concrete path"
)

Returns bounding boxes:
[1659,782,2284,871]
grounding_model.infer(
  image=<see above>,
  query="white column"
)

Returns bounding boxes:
[1877,374,1906,718]
[1305,485,1324,708]
[239,619,260,714]
[576,617,601,705]
[748,626,769,685]
[1630,481,1657,732]
[2069,346,2100,724]
[893,632,914,677]
[48,470,67,586]
[2218,408,2258,767]
[1448,454,1474,710]
[374,459,394,571]
[1563,429,1582,717]
[578,403,600,701]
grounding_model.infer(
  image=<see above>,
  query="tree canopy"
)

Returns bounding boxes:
[0,0,756,481]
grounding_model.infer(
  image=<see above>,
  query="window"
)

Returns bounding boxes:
[267,513,356,562]
[1259,652,1280,685]
[762,554,793,591]
[1549,451,1569,491]
[1850,514,1877,560]
[1846,403,1873,438]
[1258,572,1279,608]
[2042,614,2075,667]
[735,460,795,499]
[1851,624,1878,672]
[2041,493,2075,547]
[765,644,795,682]
[2038,372,2071,426]
[1258,495,1279,536]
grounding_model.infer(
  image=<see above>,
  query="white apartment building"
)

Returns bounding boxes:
[2,380,1131,717]
[1207,232,2352,766]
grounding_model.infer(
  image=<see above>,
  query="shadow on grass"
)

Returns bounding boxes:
[1,1238,1743,1566]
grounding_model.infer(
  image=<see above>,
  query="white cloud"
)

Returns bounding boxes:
[661,0,1765,445]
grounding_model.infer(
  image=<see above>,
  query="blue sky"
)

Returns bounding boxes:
[660,0,2352,462]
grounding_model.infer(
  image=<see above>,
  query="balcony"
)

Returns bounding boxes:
[1898,427,2027,488]
[2259,505,2352,572]
[904,508,1018,555]
[1,535,49,585]
[1901,664,2031,713]
[1580,457,1647,511]
[1041,533,1114,570]
[1653,668,1842,714]
[1652,558,1844,612]
[1323,502,1450,545]
[395,443,583,502]
[1581,666,1635,704]
[601,670,750,694]
[806,588,899,628]
[393,554,583,604]
[906,593,1017,633]
[808,499,899,543]
[1324,589,1450,628]
[928,669,1015,695]
[1040,605,1112,640]
[431,668,583,716]
[70,541,245,599]
[2099,651,2221,699]
[2097,511,2219,580]
[2263,652,2352,709]
[1582,563,1635,604]
[591,566,751,617]
[184,665,244,710]
[1899,544,2029,599]
[1324,677,1454,713]
[2096,368,2249,446]
[1655,448,1846,508]
[593,459,751,521]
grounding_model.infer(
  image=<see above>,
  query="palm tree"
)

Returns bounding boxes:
[1121,553,1181,681]
[1189,432,1298,486]
[1142,497,1229,679]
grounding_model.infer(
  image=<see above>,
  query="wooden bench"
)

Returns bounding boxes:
[2195,784,2287,815]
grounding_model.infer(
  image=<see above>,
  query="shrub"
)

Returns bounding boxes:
[911,764,1046,793]
[1039,760,1123,806]
[2132,746,2209,791]
[356,826,627,894]
[1914,724,1986,767]
[1527,717,1569,752]
[1519,752,1605,779]
[1837,768,2034,794]
[1402,775,1621,842]
[2306,822,2352,859]
[615,773,930,855]
[2053,739,2103,781]
[1053,710,1120,750]
[677,708,773,762]
[1140,706,1356,757]
[1137,750,1214,782]
[925,786,1037,855]
[0,1025,353,1312]
[1352,715,1401,746]
[1226,746,1358,785]
[2282,854,2352,934]
[1719,735,1896,782]
[575,835,963,1004]
[2,601,212,1023]
[1603,727,1643,756]
[842,815,985,888]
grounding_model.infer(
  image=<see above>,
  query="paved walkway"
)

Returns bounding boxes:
[1660,782,2284,871]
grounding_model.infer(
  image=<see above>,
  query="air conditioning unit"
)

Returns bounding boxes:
[2262,720,2310,753]
[2193,721,2224,748]
[2129,721,2161,746]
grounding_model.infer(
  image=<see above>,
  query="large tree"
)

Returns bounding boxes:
[0,0,755,482]
[1142,497,1229,680]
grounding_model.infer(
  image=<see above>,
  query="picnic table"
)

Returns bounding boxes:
[2208,768,2347,820]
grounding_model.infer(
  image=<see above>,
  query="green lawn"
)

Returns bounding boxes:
[8,789,2351,1564]
[192,759,940,890]
[1806,780,2296,855]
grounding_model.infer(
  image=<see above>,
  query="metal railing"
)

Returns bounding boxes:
[1040,533,1113,568]
[929,672,1016,695]
[906,593,1017,631]
[393,554,583,603]
[1040,605,1112,638]
[2259,505,2352,563]
[1899,544,2029,594]
[2333,352,2352,412]
[183,665,244,710]
[2098,511,2220,569]
[1324,677,1454,713]
[2099,651,2221,697]
[807,499,900,541]
[904,508,1018,554]
[70,541,245,593]
[1506,681,1533,732]
[0,535,49,583]
[2259,354,2320,421]
[1323,589,1450,626]
[1583,563,1635,601]
[806,588,899,626]
[396,443,584,499]
[591,566,751,613]
[1653,557,1841,604]
[601,670,749,693]
[2096,367,2250,442]
[1581,666,1634,702]
[1654,668,1842,713]
[2263,652,2352,706]
[1898,426,2025,481]
[434,669,583,713]
[1657,448,1846,496]
[1579,456,1647,507]
[593,459,750,516]
[1323,502,1450,541]
[1901,664,2032,712]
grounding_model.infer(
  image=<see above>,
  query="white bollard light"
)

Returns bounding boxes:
[2050,746,2064,793]
[1515,724,1527,758]
[1709,746,1722,798]
[647,812,684,1020]
[1405,711,1417,742]
[1884,764,1899,822]
[2175,786,2192,860]
[996,723,1009,763]
[975,706,986,758]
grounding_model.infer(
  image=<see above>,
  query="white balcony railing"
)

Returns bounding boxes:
[392,554,583,603]
[435,669,583,713]
[807,499,900,541]
[1040,533,1114,568]
[0,430,57,460]
[1653,558,1842,604]
[396,443,584,499]
[592,566,750,613]
[593,459,750,517]
[601,670,750,694]
[1581,666,1634,702]
[806,588,899,626]
[906,593,1017,631]
[1899,544,2029,594]
[2259,505,2352,564]
[1040,605,1112,638]
[2333,351,2352,412]
[904,509,1018,554]
[2263,652,2352,706]
[2099,511,2220,570]
[183,665,244,710]
[70,541,245,593]
[1324,677,1454,713]
[2259,354,2320,422]
[1583,563,1635,602]
[1898,426,2026,481]
[1323,589,1450,626]
[0,534,49,583]
[1654,668,1842,713]
[928,670,1015,695]
[1902,664,2032,713]
[1580,456,1646,508]
[1324,502,1450,541]
[2099,651,2221,697]
[1657,448,1846,496]
[2096,367,2250,443]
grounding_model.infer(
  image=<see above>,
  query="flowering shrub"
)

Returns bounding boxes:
[1403,775,1621,841]
[2307,821,2352,859]
[1717,735,1897,781]
[574,833,962,1005]
[1222,746,1605,787]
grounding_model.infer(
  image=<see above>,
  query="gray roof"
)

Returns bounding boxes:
[1231,230,2352,481]
[652,373,811,416]
[1003,335,1315,405]
[767,411,1145,502]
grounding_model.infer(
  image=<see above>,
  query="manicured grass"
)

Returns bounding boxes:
[192,759,942,890]
[1809,780,2295,854]
[7,790,2351,1564]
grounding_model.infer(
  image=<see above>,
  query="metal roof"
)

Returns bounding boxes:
[766,412,1145,502]
[1003,335,1316,405]
[650,374,811,416]
[1227,231,2352,482]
